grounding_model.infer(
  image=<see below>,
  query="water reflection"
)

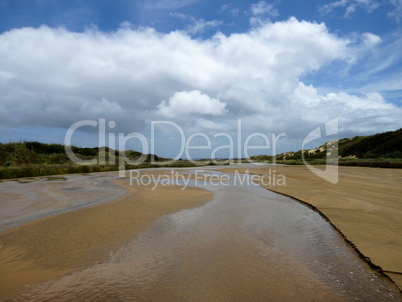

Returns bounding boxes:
[7,169,402,301]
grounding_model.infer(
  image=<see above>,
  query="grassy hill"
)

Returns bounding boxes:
[0,141,195,179]
[0,141,162,167]
[250,128,402,168]
[337,128,402,159]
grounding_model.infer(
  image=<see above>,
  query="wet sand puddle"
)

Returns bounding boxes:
[4,168,402,301]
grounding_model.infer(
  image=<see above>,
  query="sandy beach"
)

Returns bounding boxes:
[219,165,402,288]
[0,166,401,301]
[0,177,213,299]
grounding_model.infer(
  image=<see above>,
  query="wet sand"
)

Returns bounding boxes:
[0,174,127,232]
[0,177,213,299]
[3,169,401,301]
[219,165,402,289]
[1,166,401,301]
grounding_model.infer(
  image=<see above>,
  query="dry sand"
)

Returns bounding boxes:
[219,165,402,288]
[0,178,213,299]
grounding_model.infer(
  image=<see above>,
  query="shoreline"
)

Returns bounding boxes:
[218,165,402,290]
[264,187,402,292]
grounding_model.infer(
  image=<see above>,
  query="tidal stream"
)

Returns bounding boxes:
[3,167,402,301]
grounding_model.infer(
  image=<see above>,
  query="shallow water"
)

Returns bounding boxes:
[0,174,127,232]
[4,168,402,301]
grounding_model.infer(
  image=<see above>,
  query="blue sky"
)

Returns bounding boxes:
[0,0,401,157]
[0,1,399,36]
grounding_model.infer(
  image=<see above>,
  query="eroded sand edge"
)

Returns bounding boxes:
[218,165,402,289]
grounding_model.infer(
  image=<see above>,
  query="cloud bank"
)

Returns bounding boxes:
[0,17,401,154]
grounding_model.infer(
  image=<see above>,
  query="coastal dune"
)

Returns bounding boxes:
[0,177,213,299]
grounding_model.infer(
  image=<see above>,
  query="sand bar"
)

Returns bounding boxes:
[0,176,213,299]
[218,165,402,288]
[0,174,127,232]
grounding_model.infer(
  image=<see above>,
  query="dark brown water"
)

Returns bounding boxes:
[4,168,402,301]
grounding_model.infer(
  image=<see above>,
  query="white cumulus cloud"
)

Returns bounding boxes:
[0,18,400,153]
[156,90,227,117]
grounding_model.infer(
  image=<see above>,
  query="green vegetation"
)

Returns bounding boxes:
[2,128,401,179]
[0,142,159,166]
[248,155,273,162]
[249,128,402,168]
[0,141,213,180]
[338,129,402,158]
